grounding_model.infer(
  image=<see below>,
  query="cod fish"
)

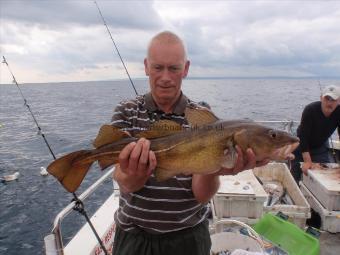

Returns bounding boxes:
[47,119,299,193]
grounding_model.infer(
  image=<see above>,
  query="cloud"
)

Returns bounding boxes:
[0,1,163,83]
[1,1,161,29]
[1,0,340,83]
[161,1,340,77]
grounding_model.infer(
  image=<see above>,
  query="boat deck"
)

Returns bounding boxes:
[320,232,340,255]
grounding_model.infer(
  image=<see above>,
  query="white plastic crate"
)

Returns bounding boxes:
[302,166,340,211]
[210,199,261,226]
[253,163,311,228]
[212,170,267,220]
[300,183,340,233]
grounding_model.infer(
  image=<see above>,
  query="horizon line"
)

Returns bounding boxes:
[1,76,340,85]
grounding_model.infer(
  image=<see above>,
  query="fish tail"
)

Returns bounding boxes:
[47,150,93,193]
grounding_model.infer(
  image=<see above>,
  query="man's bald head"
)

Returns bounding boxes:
[147,31,187,61]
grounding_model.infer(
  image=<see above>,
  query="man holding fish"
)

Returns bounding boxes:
[47,31,299,255]
[109,31,294,255]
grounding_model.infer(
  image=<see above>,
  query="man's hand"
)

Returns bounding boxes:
[301,161,323,175]
[114,138,157,193]
[215,146,270,176]
[301,161,312,175]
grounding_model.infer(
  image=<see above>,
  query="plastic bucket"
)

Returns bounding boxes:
[210,219,265,255]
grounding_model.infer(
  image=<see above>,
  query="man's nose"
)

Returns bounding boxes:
[160,69,171,81]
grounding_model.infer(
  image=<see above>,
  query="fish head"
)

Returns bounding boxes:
[233,124,299,161]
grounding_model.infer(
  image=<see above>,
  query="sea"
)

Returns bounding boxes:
[0,78,339,254]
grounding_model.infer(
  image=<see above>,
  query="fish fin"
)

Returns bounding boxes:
[154,166,176,182]
[185,107,219,127]
[221,129,248,168]
[98,158,116,170]
[47,150,92,193]
[93,124,131,148]
[136,120,183,139]
[224,129,249,168]
[222,145,238,168]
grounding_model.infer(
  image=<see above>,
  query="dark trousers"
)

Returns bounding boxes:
[290,143,334,183]
[112,221,211,255]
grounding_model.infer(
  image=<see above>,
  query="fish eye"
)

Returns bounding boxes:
[269,130,277,138]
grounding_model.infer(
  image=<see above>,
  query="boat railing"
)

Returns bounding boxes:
[44,167,115,255]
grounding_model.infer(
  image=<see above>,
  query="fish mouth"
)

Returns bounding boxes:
[271,142,299,160]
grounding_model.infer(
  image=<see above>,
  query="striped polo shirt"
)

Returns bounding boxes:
[112,92,211,234]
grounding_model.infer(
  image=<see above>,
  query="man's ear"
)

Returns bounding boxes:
[144,58,149,76]
[183,60,190,78]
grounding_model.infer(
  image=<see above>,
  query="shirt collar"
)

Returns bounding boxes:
[144,92,188,115]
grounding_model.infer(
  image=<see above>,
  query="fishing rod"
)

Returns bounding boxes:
[2,56,57,160]
[94,0,138,96]
[317,80,323,95]
[3,56,109,254]
[89,3,140,253]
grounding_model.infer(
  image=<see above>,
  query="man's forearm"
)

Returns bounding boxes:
[302,152,312,163]
[301,151,313,173]
[192,174,220,204]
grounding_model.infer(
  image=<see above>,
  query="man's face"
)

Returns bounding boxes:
[144,41,190,105]
[321,95,339,116]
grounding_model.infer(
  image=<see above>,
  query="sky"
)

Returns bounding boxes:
[1,0,340,84]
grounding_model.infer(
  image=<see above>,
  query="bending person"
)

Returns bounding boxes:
[291,85,340,183]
